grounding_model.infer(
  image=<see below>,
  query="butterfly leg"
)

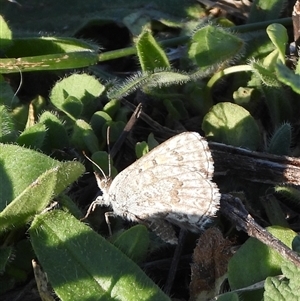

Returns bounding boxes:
[81,195,105,220]
[104,211,115,236]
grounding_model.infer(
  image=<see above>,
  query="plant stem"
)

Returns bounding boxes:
[98,18,292,62]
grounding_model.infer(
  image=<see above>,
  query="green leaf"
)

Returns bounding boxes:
[0,105,17,143]
[276,63,300,94]
[0,74,20,107]
[267,123,291,155]
[202,102,260,150]
[39,111,69,151]
[247,0,286,23]
[264,261,300,301]
[266,23,288,64]
[50,73,105,119]
[107,69,190,99]
[111,225,150,263]
[251,60,281,87]
[0,144,85,232]
[90,151,117,179]
[188,25,244,72]
[29,210,171,301]
[0,15,12,50]
[0,37,99,73]
[16,122,47,149]
[103,99,121,119]
[71,119,99,153]
[228,226,297,300]
[136,30,170,71]
[135,141,149,159]
[0,247,12,273]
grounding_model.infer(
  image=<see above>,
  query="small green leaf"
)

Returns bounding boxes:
[267,123,291,155]
[247,0,286,23]
[264,261,300,301]
[0,15,12,50]
[29,210,170,301]
[71,119,99,153]
[251,60,281,87]
[136,30,170,71]
[50,73,105,118]
[0,247,12,273]
[266,23,288,64]
[103,99,121,119]
[39,111,69,151]
[16,123,47,149]
[90,111,112,143]
[107,70,190,100]
[91,151,117,178]
[188,25,244,71]
[276,63,300,94]
[202,102,260,150]
[0,105,17,143]
[112,225,150,263]
[135,141,149,159]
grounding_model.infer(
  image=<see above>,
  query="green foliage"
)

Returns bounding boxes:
[267,123,292,155]
[228,227,297,301]
[0,1,300,300]
[29,210,170,301]
[264,261,300,301]
[202,102,260,150]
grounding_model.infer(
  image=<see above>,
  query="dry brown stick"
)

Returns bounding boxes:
[220,194,300,268]
[210,141,300,185]
[110,103,143,159]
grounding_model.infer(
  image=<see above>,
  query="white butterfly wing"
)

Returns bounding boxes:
[107,132,220,232]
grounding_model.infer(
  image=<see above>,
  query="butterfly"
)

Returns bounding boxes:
[90,132,221,244]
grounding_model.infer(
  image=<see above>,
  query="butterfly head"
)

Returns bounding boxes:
[94,172,113,206]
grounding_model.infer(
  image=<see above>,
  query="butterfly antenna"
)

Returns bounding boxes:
[82,151,107,180]
[12,66,23,104]
[106,126,112,178]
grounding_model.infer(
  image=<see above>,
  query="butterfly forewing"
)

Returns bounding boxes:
[103,132,220,238]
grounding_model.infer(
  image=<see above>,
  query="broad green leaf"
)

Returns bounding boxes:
[202,102,260,150]
[0,37,99,73]
[0,144,85,231]
[29,210,170,301]
[136,30,170,71]
[188,25,244,71]
[228,226,297,301]
[0,52,99,73]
